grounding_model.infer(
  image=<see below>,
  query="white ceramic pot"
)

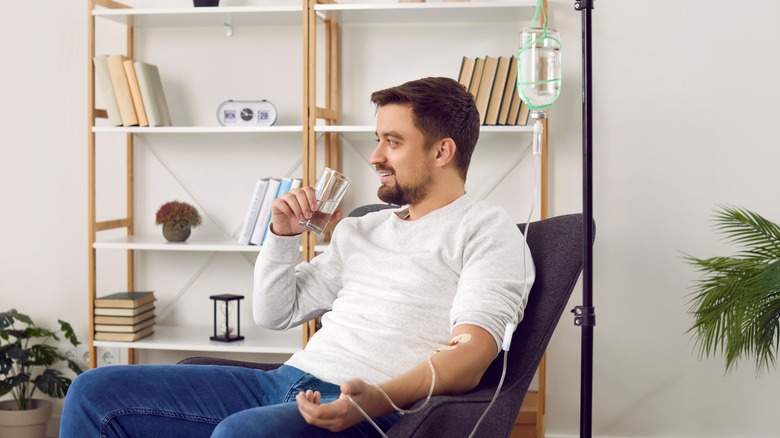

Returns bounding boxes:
[0,399,53,438]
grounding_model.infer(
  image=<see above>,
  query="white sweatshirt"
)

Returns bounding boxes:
[253,194,534,385]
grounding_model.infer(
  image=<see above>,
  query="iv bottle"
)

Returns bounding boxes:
[517,28,562,110]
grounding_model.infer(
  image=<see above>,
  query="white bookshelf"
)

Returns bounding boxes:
[92,126,304,134]
[92,5,304,28]
[94,325,302,354]
[313,125,535,133]
[314,1,537,24]
[93,235,328,253]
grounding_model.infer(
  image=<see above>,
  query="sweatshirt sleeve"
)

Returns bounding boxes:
[252,228,344,330]
[450,207,535,353]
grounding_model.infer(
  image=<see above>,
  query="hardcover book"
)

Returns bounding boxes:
[123,59,149,127]
[484,56,511,126]
[468,57,485,98]
[94,316,155,333]
[93,302,155,317]
[474,56,499,125]
[92,55,123,126]
[94,309,155,325]
[238,178,270,245]
[457,56,476,90]
[94,326,155,342]
[94,291,155,309]
[498,56,518,125]
[106,55,139,127]
[249,178,281,245]
[134,61,172,126]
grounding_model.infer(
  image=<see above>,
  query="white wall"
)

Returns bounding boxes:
[2,1,779,437]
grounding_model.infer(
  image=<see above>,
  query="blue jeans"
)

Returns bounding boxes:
[60,364,400,438]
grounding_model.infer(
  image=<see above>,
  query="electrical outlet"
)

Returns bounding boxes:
[75,344,91,370]
[97,347,121,366]
[62,347,78,364]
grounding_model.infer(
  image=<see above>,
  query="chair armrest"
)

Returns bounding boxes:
[177,356,283,371]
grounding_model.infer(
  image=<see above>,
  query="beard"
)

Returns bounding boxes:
[376,164,432,206]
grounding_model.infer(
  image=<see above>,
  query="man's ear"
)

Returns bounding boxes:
[433,138,457,168]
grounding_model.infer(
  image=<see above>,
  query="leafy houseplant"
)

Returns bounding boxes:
[685,206,780,375]
[0,309,83,410]
[155,200,202,242]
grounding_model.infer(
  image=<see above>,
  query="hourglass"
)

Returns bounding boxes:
[209,294,245,342]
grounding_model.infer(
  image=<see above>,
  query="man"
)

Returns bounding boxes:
[60,77,533,438]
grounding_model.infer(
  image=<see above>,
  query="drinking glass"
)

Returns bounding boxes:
[298,167,351,234]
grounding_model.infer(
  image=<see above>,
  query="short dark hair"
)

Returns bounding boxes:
[370,77,480,181]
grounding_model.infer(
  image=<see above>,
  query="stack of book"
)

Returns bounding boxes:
[93,54,172,127]
[94,291,156,342]
[237,177,303,245]
[457,55,530,126]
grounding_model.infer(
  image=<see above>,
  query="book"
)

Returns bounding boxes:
[94,325,155,342]
[484,56,511,125]
[468,57,485,98]
[290,178,302,190]
[106,55,139,127]
[94,308,155,325]
[249,178,281,245]
[94,291,155,308]
[517,100,531,126]
[134,61,172,126]
[457,57,476,90]
[498,56,518,125]
[262,177,294,244]
[93,302,155,317]
[94,316,155,333]
[238,178,270,245]
[122,59,149,127]
[507,84,523,126]
[474,56,499,125]
[92,55,123,126]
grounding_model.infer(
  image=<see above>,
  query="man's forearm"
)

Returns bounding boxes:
[374,324,498,415]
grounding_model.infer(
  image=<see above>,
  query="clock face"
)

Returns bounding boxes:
[240,108,254,121]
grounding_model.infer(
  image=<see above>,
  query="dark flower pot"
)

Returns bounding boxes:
[194,0,220,6]
[163,225,191,242]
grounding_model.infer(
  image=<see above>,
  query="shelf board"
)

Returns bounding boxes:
[94,325,302,354]
[94,235,328,253]
[314,1,537,24]
[314,125,534,133]
[93,5,304,28]
[92,126,304,134]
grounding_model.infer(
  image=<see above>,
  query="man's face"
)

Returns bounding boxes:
[370,104,434,206]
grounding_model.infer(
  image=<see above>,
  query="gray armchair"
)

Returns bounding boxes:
[180,206,588,437]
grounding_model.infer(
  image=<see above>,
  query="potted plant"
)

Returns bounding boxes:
[685,206,780,375]
[155,200,202,242]
[0,309,83,438]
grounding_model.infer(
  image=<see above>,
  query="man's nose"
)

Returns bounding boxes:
[369,143,385,165]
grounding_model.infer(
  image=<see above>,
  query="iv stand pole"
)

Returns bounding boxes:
[572,1,595,437]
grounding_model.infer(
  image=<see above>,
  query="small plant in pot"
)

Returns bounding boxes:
[155,200,202,242]
[0,309,83,437]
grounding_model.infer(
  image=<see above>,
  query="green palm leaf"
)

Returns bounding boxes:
[685,206,780,375]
